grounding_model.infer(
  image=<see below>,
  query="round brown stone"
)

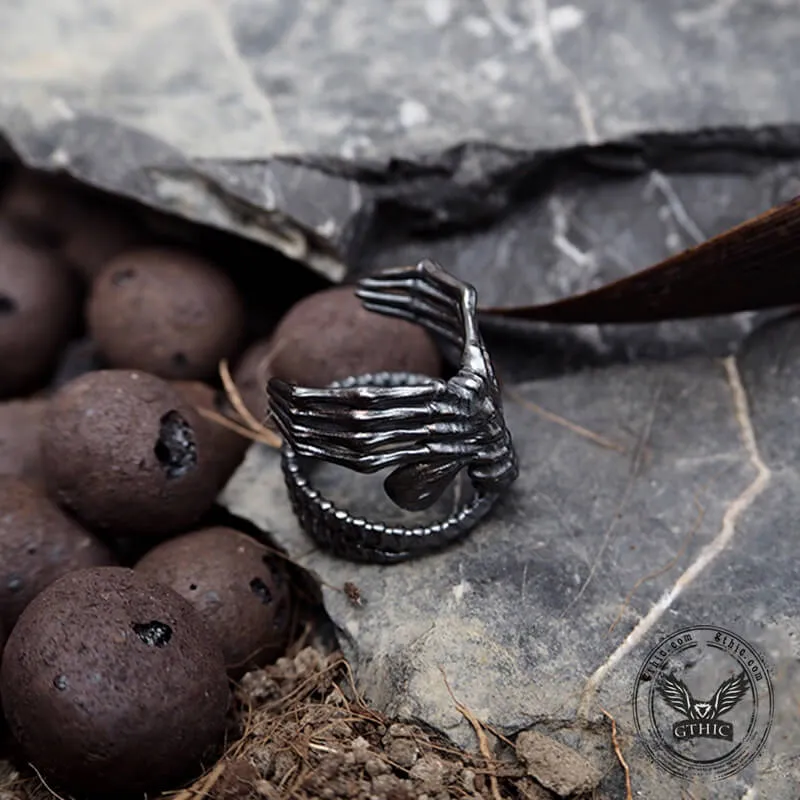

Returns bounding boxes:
[135,527,292,676]
[232,336,277,421]
[269,285,442,388]
[171,381,250,490]
[0,397,48,482]
[0,230,80,398]
[0,477,114,631]
[0,566,230,795]
[87,248,246,380]
[40,370,220,537]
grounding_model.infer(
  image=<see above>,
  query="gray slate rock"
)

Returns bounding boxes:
[2,0,800,314]
[221,310,800,799]
[2,0,800,159]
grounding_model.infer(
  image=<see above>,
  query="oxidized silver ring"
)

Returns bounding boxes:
[267,259,518,563]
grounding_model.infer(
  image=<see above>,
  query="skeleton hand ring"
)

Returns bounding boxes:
[267,259,518,563]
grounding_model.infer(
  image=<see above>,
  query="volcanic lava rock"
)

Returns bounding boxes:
[87,248,245,380]
[269,286,442,388]
[172,380,250,489]
[0,566,230,795]
[135,526,292,675]
[0,477,114,630]
[0,230,80,398]
[40,370,220,537]
[0,398,48,482]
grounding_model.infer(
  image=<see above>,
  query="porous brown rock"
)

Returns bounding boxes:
[0,566,230,795]
[0,477,114,631]
[0,230,80,398]
[87,248,246,380]
[0,398,48,482]
[135,526,292,675]
[268,286,442,388]
[232,337,276,422]
[40,370,221,537]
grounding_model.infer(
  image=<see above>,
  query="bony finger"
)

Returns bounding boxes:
[312,418,475,448]
[296,383,444,410]
[355,287,415,307]
[358,273,458,313]
[266,376,294,401]
[356,273,420,292]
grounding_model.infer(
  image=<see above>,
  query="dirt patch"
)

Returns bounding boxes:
[0,643,613,799]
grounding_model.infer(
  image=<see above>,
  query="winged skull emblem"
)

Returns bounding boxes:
[657,671,749,721]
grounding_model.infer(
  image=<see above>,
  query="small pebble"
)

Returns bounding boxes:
[238,670,281,705]
[461,768,477,794]
[386,736,420,769]
[0,477,114,631]
[515,730,602,797]
[350,736,371,763]
[409,755,450,792]
[370,773,415,800]
[0,566,230,796]
[268,286,442,388]
[387,723,417,739]
[88,247,246,380]
[40,370,220,537]
[135,527,292,675]
[365,757,390,777]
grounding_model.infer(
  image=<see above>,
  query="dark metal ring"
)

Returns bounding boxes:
[268,259,518,564]
[278,371,503,563]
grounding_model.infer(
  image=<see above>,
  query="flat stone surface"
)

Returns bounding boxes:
[222,311,800,798]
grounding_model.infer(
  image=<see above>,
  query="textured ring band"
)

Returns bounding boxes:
[268,259,518,564]
[279,372,502,564]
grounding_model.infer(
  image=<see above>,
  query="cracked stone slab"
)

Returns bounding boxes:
[2,0,800,304]
[222,312,800,798]
[362,146,800,370]
[2,0,799,160]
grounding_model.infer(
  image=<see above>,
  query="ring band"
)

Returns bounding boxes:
[268,259,518,564]
[279,372,503,563]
